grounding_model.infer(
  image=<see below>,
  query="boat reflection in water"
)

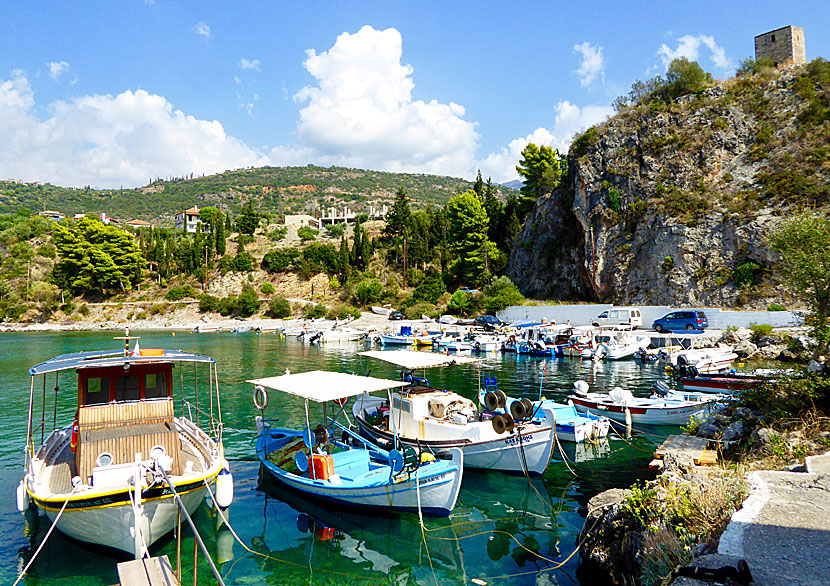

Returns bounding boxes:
[254,464,576,585]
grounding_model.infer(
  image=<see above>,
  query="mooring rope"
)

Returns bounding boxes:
[13,484,79,586]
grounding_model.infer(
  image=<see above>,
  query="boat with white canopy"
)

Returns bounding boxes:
[19,337,231,557]
[250,370,463,516]
[353,350,557,475]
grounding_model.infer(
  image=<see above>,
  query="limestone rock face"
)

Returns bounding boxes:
[508,67,827,307]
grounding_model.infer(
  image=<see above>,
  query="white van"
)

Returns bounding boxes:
[592,307,643,329]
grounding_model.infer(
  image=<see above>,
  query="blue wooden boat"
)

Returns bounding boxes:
[249,371,463,516]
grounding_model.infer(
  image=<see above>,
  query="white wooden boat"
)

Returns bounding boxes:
[595,333,651,360]
[194,325,220,333]
[250,371,463,515]
[567,381,719,426]
[371,306,392,316]
[303,327,366,344]
[20,340,231,557]
[659,346,738,373]
[354,351,558,475]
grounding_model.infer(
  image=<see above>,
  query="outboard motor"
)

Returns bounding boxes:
[652,380,672,397]
[572,380,589,396]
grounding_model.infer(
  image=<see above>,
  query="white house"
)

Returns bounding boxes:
[175,206,201,233]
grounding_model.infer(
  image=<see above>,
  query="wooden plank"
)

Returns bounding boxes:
[654,434,709,460]
[117,555,180,586]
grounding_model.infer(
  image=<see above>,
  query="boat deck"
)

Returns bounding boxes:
[41,423,210,495]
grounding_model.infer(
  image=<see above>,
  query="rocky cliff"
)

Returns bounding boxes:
[509,62,830,307]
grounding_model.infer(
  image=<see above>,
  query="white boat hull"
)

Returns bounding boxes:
[569,395,717,425]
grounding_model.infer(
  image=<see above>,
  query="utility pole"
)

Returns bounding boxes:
[403,238,407,288]
[204,245,208,293]
[590,225,597,299]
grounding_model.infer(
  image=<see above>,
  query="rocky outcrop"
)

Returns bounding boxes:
[509,66,829,307]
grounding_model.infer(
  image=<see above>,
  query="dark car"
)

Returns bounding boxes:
[388,310,404,320]
[474,315,502,329]
[652,310,708,332]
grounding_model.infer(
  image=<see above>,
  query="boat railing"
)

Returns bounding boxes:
[326,419,388,457]
[181,399,223,440]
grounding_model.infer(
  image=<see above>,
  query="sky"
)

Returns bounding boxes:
[1,1,828,189]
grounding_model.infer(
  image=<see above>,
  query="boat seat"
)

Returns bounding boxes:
[76,399,182,483]
[331,449,371,479]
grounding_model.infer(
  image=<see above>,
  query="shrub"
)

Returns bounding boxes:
[733,261,763,287]
[413,274,446,305]
[233,252,255,272]
[447,290,470,316]
[79,304,90,317]
[303,303,328,319]
[217,296,237,316]
[404,301,435,320]
[749,322,774,342]
[236,285,261,318]
[165,285,196,301]
[482,276,525,313]
[301,242,339,275]
[325,304,361,320]
[269,227,287,241]
[262,248,301,272]
[328,276,341,290]
[354,278,384,305]
[571,126,600,157]
[265,296,291,319]
[662,256,674,271]
[767,303,785,312]
[260,282,276,295]
[325,223,345,238]
[199,294,219,313]
[298,226,318,241]
[148,303,168,316]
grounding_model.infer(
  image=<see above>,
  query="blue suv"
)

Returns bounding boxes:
[652,310,708,332]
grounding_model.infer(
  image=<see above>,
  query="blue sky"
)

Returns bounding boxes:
[1,1,828,188]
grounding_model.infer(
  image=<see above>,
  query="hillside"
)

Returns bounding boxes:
[508,59,830,308]
[0,165,513,226]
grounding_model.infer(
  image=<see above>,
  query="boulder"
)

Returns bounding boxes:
[721,421,746,443]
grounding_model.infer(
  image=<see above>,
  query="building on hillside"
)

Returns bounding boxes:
[175,206,201,233]
[755,26,806,67]
[126,219,153,229]
[284,214,320,229]
[73,212,117,225]
[318,205,388,226]
[37,210,65,221]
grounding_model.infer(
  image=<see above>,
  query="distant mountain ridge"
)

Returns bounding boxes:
[0,165,517,226]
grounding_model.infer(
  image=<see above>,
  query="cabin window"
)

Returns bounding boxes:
[144,373,168,399]
[85,377,110,405]
[114,375,141,402]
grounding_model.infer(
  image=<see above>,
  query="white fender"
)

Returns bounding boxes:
[215,466,234,509]
[17,479,30,512]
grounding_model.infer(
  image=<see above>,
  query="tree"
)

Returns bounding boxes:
[236,200,259,236]
[52,217,144,296]
[483,178,503,247]
[473,170,484,200]
[516,143,566,200]
[447,191,489,286]
[768,212,830,360]
[663,57,713,100]
[413,274,446,304]
[384,188,411,239]
[236,284,261,317]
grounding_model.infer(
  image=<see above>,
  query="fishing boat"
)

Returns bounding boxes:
[303,326,366,344]
[567,380,720,426]
[353,351,558,475]
[680,375,764,394]
[249,370,463,515]
[376,325,426,346]
[19,337,232,557]
[594,332,651,361]
[371,306,392,316]
[659,346,738,374]
[477,380,610,443]
[194,325,220,333]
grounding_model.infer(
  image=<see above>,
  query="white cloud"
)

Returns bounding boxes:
[194,21,211,40]
[272,25,479,177]
[46,61,70,81]
[477,101,613,183]
[658,34,733,71]
[0,71,267,188]
[573,42,605,87]
[239,58,260,71]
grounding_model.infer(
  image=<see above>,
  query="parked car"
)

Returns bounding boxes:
[474,315,502,328]
[592,307,643,329]
[458,287,481,295]
[388,310,404,320]
[652,310,708,332]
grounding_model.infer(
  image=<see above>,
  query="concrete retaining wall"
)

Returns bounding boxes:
[497,305,803,330]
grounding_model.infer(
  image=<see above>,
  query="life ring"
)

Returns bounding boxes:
[253,385,268,410]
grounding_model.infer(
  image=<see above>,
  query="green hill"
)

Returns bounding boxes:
[0,165,514,225]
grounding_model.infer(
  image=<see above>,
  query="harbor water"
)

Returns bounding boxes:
[0,330,684,585]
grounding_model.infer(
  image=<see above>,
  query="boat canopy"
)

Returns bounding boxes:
[248,370,408,403]
[29,348,216,376]
[359,350,481,370]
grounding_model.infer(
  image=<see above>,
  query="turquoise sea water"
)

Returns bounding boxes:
[0,331,679,585]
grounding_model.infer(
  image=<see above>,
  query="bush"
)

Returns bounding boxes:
[199,294,219,313]
[236,285,261,318]
[262,248,301,272]
[303,303,328,319]
[79,304,90,317]
[447,290,470,316]
[233,252,255,272]
[482,276,525,313]
[733,261,763,287]
[767,303,786,312]
[325,304,361,320]
[354,278,384,305]
[413,274,446,305]
[260,282,276,295]
[298,226,318,241]
[404,301,435,320]
[265,296,291,319]
[749,322,774,342]
[165,285,196,301]
[326,223,345,238]
[217,296,237,316]
[269,227,287,241]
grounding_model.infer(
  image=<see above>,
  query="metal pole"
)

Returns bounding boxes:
[176,505,182,582]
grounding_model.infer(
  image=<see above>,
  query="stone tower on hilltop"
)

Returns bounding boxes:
[755,25,806,67]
